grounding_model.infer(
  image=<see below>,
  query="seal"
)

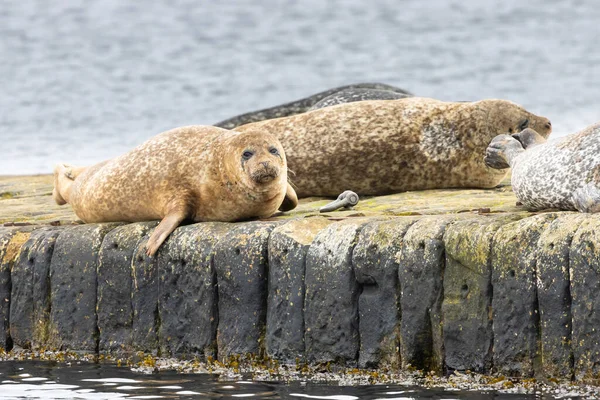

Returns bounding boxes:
[236,97,552,198]
[52,125,297,255]
[308,88,411,111]
[485,123,600,213]
[214,83,412,129]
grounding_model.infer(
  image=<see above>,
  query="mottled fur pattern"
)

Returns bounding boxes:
[308,88,411,111]
[213,83,411,129]
[488,122,600,212]
[53,125,293,254]
[236,97,552,197]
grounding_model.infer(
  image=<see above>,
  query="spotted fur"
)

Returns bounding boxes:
[501,122,600,212]
[53,125,293,253]
[236,97,552,197]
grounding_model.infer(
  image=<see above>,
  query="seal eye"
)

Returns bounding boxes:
[242,150,254,160]
[518,119,529,131]
[269,147,279,156]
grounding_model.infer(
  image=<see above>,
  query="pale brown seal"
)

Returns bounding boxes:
[485,123,600,213]
[53,125,297,255]
[236,97,552,197]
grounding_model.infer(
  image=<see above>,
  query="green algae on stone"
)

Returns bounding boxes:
[352,217,419,369]
[304,218,376,365]
[569,214,600,381]
[536,213,587,379]
[48,223,122,352]
[491,213,559,377]
[398,216,460,373]
[97,222,159,356]
[157,222,231,360]
[442,214,524,373]
[213,221,281,361]
[266,217,333,363]
[10,227,64,350]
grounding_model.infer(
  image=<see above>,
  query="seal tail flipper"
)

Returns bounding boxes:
[52,163,75,205]
[572,183,600,213]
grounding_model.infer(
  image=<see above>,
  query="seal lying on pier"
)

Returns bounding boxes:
[213,83,412,129]
[485,123,600,212]
[236,97,552,198]
[52,126,296,255]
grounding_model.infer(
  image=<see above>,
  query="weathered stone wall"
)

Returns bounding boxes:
[2,212,600,380]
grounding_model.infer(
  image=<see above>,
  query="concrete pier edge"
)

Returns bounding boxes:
[1,211,599,382]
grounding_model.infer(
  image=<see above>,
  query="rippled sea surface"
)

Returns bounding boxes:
[0,360,543,400]
[1,0,599,174]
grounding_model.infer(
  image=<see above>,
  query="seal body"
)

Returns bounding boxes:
[53,125,294,254]
[236,97,552,197]
[308,88,411,111]
[214,83,411,129]
[486,124,600,212]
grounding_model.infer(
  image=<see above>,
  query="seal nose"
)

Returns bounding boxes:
[260,161,270,168]
[545,121,552,130]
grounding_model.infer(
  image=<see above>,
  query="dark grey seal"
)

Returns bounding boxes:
[485,124,600,213]
[308,88,411,111]
[214,83,412,129]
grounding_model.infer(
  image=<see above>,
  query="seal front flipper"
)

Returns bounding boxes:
[511,128,548,150]
[484,134,525,169]
[146,204,189,256]
[572,183,600,213]
[278,183,298,212]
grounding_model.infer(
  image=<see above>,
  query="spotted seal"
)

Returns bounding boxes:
[52,125,296,255]
[485,123,600,212]
[214,83,412,129]
[236,97,552,198]
[308,88,411,111]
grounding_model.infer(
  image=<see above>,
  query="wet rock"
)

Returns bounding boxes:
[0,228,20,350]
[304,219,370,365]
[157,222,230,359]
[213,221,279,360]
[48,223,120,351]
[491,213,557,377]
[97,222,157,355]
[10,227,63,349]
[442,215,522,373]
[131,229,161,354]
[352,218,417,368]
[570,215,600,380]
[399,217,455,372]
[266,218,332,363]
[537,213,586,379]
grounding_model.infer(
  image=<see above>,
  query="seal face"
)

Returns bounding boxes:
[53,125,296,255]
[213,83,412,129]
[486,123,600,213]
[236,97,552,197]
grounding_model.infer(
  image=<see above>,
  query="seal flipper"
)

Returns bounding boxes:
[278,183,298,212]
[146,205,189,256]
[484,134,524,169]
[572,183,600,213]
[52,163,74,205]
[511,128,548,150]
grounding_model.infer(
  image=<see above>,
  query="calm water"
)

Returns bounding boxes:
[1,0,599,175]
[0,360,542,400]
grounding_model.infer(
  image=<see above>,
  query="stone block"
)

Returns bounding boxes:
[266,217,332,363]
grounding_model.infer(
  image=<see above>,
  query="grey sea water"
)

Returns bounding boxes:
[1,0,599,175]
[0,360,545,399]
